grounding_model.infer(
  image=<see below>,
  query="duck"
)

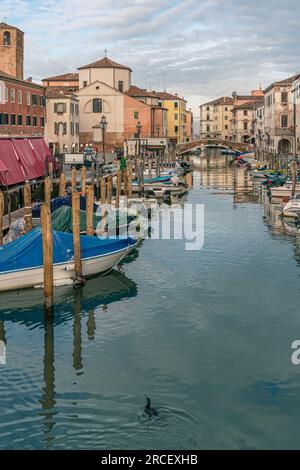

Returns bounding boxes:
[144,396,158,417]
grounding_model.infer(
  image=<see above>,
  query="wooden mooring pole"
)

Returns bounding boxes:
[128,162,133,199]
[59,172,66,197]
[81,166,86,196]
[0,190,4,246]
[44,176,52,206]
[107,175,113,205]
[291,160,297,197]
[71,167,77,194]
[72,191,83,285]
[24,182,33,233]
[86,185,94,236]
[41,203,54,311]
[115,170,121,208]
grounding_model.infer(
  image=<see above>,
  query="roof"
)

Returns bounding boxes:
[78,56,132,72]
[264,73,300,93]
[125,85,158,98]
[0,22,23,32]
[233,99,264,110]
[0,69,44,89]
[152,91,186,102]
[201,96,234,107]
[234,95,262,101]
[45,86,78,99]
[42,72,79,82]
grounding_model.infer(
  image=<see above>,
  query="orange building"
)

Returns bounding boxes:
[124,86,168,139]
[41,72,79,90]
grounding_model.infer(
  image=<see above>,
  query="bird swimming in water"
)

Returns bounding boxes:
[144,396,158,417]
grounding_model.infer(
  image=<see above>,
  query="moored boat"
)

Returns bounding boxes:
[0,228,136,292]
[281,195,300,218]
[270,182,300,199]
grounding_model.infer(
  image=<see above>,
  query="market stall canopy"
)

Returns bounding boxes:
[0,137,53,187]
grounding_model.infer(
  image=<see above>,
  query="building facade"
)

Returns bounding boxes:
[0,22,45,137]
[263,74,300,155]
[200,97,233,140]
[44,88,79,154]
[293,77,300,157]
[0,22,24,80]
[153,92,187,144]
[230,100,263,143]
[186,109,194,142]
[253,103,265,148]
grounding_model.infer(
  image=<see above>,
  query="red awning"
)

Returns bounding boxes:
[0,139,26,186]
[12,139,45,180]
[0,137,52,187]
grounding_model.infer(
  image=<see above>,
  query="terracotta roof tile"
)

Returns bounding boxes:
[78,56,132,71]
[42,72,79,82]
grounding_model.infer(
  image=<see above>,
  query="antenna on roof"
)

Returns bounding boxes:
[104,48,108,58]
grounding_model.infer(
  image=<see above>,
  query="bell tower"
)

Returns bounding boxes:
[0,22,24,79]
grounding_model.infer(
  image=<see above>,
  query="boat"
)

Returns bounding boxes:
[282,195,300,218]
[270,182,300,199]
[0,228,136,292]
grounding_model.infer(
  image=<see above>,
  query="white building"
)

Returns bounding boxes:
[45,88,79,154]
[264,74,300,156]
[293,77,300,157]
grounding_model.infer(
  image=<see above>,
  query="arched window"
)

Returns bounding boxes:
[3,31,10,46]
[93,98,102,113]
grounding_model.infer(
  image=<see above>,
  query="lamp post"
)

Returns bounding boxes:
[100,115,108,164]
[136,121,142,157]
[136,121,143,193]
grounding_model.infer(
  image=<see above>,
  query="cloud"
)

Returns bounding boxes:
[1,0,300,118]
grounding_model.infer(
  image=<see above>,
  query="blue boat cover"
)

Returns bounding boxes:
[32,196,98,217]
[0,228,136,273]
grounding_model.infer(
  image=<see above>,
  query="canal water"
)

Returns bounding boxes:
[0,166,300,450]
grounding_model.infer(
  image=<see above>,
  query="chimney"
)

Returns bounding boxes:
[27,77,33,82]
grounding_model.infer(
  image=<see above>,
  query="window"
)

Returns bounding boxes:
[225,107,228,111]
[206,106,210,111]
[18,90,22,104]
[4,87,8,103]
[76,123,79,135]
[10,114,16,126]
[118,81,124,93]
[3,31,10,46]
[281,92,288,103]
[26,115,31,126]
[281,115,288,127]
[33,115,37,127]
[83,81,87,87]
[243,110,248,116]
[174,113,178,120]
[71,122,74,135]
[63,123,67,135]
[54,122,58,135]
[0,113,9,125]
[92,98,102,113]
[225,115,228,120]
[70,103,74,115]
[174,102,178,109]
[18,114,22,126]
[40,96,46,107]
[243,122,248,130]
[54,102,67,114]
[225,124,228,130]
[206,115,210,121]
[206,125,210,132]
[175,125,179,133]
[26,92,31,105]
[75,104,79,115]
[134,111,139,119]
[40,116,44,127]
[11,89,15,103]
[32,94,38,106]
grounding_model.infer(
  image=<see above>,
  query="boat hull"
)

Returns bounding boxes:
[0,246,131,292]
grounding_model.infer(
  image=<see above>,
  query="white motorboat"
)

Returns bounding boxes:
[0,228,136,292]
[271,182,300,199]
[282,195,300,218]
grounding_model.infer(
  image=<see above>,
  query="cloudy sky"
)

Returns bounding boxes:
[2,0,300,120]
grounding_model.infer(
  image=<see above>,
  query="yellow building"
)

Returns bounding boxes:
[153,91,188,144]
[200,96,234,140]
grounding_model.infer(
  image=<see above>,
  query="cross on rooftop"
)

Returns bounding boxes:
[104,48,108,57]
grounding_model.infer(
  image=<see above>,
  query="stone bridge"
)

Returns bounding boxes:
[177,138,254,154]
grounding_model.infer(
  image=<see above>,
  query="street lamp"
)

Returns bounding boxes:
[100,115,108,164]
[136,121,142,157]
